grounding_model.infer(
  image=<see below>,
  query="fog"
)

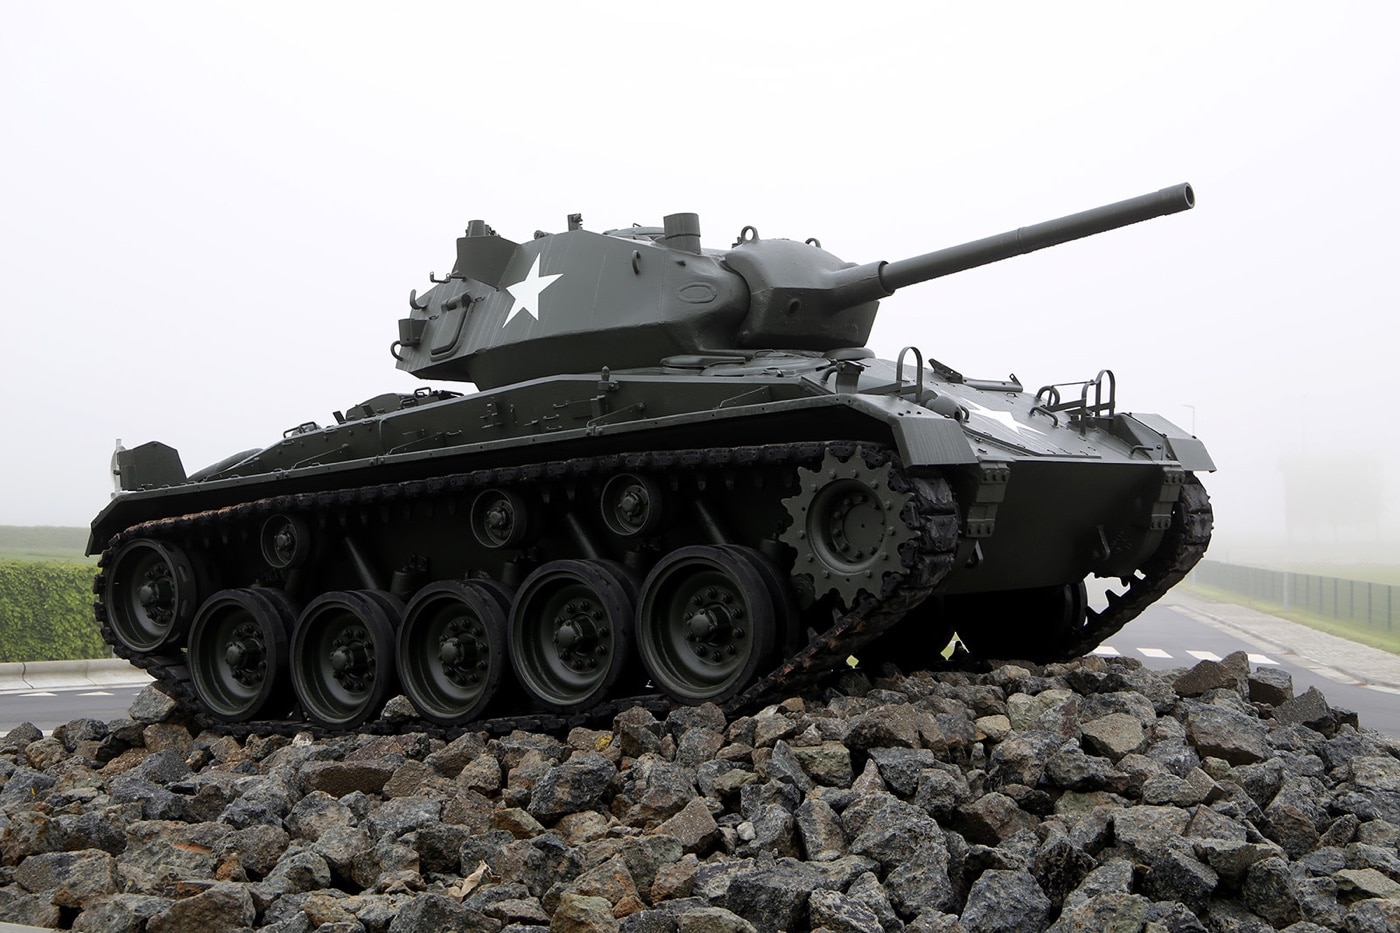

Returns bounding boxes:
[3,2,1397,567]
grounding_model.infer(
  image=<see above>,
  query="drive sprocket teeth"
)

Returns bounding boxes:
[780,446,918,609]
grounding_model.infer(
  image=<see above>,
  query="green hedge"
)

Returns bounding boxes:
[0,560,107,662]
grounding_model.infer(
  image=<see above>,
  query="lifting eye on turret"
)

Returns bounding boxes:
[732,226,759,247]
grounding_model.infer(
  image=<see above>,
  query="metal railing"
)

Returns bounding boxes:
[1192,560,1396,633]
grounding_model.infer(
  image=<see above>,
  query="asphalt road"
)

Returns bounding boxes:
[1090,600,1400,736]
[0,682,150,735]
[2,600,1396,737]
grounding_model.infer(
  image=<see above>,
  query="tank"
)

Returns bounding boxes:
[89,183,1213,733]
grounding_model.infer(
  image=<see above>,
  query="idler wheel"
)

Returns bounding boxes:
[188,588,295,722]
[291,590,400,729]
[508,559,636,713]
[636,545,776,704]
[397,580,511,725]
[105,538,200,652]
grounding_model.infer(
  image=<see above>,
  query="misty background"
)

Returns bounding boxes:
[2,2,1396,567]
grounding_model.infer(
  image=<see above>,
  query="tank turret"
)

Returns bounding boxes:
[395,184,1193,389]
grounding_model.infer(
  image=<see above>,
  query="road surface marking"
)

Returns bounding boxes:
[20,691,56,697]
[1137,648,1172,659]
[1186,650,1222,661]
[1091,646,1121,657]
[1247,654,1278,665]
[77,691,113,697]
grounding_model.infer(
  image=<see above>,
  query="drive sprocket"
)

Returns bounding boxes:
[780,446,919,609]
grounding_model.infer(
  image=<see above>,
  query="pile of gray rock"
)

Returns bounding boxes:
[3,652,1400,932]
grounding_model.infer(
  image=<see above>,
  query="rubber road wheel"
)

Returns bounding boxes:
[509,559,637,714]
[637,545,776,704]
[105,538,200,652]
[398,581,510,725]
[187,587,294,722]
[291,590,400,729]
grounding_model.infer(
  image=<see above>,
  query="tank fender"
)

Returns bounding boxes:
[1113,412,1216,472]
[839,395,979,467]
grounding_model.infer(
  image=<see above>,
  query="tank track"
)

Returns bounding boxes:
[1055,474,1213,661]
[93,451,1208,739]
[93,441,960,740]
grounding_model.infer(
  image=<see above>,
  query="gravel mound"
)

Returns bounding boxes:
[3,652,1399,932]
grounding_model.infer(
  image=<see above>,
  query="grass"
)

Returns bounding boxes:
[1186,581,1400,656]
[0,526,93,564]
[0,548,96,564]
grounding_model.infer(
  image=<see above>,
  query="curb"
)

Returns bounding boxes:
[0,658,151,695]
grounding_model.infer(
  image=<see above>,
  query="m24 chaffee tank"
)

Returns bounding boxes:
[90,183,1213,733]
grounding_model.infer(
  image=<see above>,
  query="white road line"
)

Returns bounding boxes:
[1247,654,1278,666]
[1091,646,1121,657]
[20,691,57,697]
[1138,648,1172,659]
[77,691,113,697]
[1186,650,1222,661]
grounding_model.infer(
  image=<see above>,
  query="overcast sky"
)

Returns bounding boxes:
[3,2,1397,562]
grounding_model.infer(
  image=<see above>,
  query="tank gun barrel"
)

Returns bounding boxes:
[877,183,1194,292]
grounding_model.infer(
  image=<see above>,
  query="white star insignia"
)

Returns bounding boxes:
[960,399,1046,439]
[502,254,562,327]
